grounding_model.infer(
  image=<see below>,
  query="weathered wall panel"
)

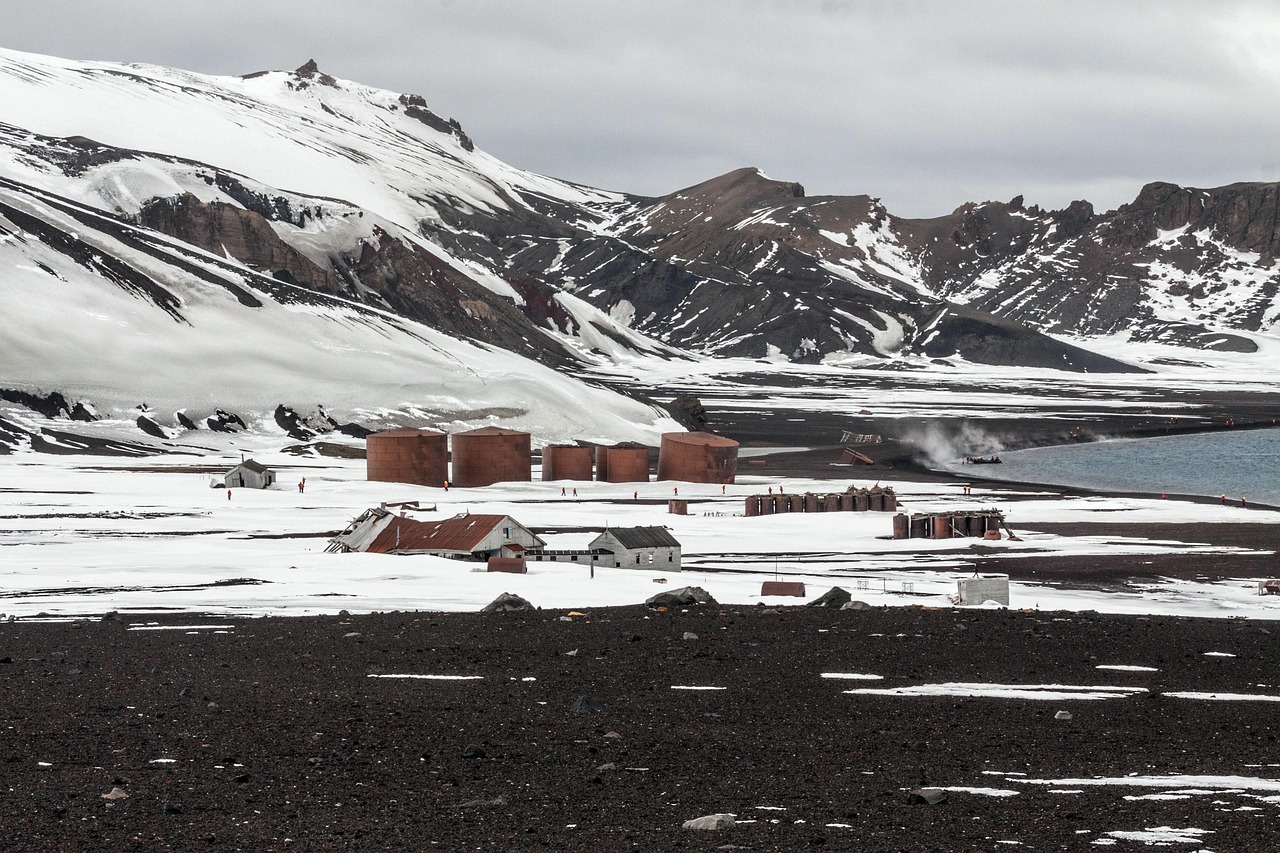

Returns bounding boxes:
[600,445,651,483]
[542,445,594,481]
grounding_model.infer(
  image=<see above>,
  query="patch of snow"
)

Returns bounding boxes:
[843,682,1148,700]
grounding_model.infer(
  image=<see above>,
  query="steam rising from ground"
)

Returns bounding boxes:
[905,422,1006,467]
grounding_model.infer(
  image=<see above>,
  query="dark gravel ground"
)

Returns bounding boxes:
[3,605,1279,851]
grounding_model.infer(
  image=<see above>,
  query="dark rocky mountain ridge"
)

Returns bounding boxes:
[1,51,1277,385]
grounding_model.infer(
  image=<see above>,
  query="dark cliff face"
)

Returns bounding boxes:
[890,181,1280,350]
[133,188,576,367]
[137,193,345,296]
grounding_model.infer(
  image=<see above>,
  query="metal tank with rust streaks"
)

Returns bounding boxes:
[366,428,448,486]
[656,431,739,484]
[451,427,532,487]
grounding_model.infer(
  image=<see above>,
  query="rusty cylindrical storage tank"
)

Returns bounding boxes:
[868,487,885,512]
[450,427,532,487]
[892,513,910,540]
[789,494,804,512]
[600,443,650,483]
[854,490,870,512]
[883,489,898,512]
[804,494,820,513]
[542,445,594,481]
[910,516,929,538]
[656,431,739,484]
[932,515,953,539]
[366,428,448,486]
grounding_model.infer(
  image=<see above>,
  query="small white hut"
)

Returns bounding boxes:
[225,459,276,489]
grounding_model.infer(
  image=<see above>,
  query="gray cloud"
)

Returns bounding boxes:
[4,0,1278,216]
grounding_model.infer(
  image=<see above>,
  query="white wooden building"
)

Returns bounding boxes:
[225,459,275,489]
[591,526,681,570]
[527,526,681,571]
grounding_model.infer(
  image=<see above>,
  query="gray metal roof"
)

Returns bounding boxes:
[602,526,680,549]
[230,459,271,474]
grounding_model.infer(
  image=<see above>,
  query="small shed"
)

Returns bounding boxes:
[225,459,275,489]
[955,574,1010,606]
[589,526,681,571]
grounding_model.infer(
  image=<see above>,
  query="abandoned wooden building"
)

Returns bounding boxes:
[527,526,682,571]
[224,459,275,489]
[327,509,545,560]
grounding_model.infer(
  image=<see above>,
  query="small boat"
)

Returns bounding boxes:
[964,455,1002,464]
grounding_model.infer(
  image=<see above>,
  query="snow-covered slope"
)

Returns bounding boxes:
[0,48,686,370]
[0,173,678,448]
[0,45,1276,446]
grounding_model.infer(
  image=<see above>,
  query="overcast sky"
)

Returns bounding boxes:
[4,0,1278,217]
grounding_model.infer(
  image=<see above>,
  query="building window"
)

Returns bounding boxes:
[635,555,640,565]
[571,555,578,562]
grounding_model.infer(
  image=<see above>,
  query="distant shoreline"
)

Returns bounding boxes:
[750,417,1280,513]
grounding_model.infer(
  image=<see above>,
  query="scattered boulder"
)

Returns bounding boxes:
[809,586,852,608]
[840,600,873,611]
[646,586,718,608]
[1054,710,1073,721]
[682,813,736,830]
[481,592,536,613]
[682,631,699,641]
[568,695,605,715]
[908,788,948,805]
[461,744,486,759]
[136,414,169,439]
[665,393,710,431]
[100,787,129,800]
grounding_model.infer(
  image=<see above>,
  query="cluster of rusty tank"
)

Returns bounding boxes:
[744,486,897,517]
[892,511,1005,540]
[367,428,739,488]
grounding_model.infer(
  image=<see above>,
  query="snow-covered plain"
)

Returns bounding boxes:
[0,450,1276,619]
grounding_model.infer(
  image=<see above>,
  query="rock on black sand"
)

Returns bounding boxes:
[481,592,535,613]
[683,813,735,830]
[808,586,852,607]
[646,586,717,608]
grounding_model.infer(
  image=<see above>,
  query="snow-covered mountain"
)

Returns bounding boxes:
[1,47,1277,451]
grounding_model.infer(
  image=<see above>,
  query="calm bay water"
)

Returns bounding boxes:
[954,428,1280,506]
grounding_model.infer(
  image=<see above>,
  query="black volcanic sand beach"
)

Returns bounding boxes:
[3,606,1279,851]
